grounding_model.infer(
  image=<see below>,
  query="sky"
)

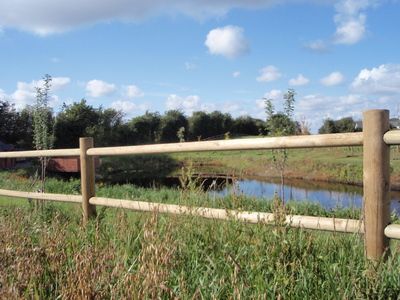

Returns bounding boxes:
[0,0,399,132]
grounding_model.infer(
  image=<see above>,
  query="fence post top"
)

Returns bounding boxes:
[363,109,389,117]
[79,137,93,142]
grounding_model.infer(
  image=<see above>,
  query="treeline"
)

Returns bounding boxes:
[0,99,267,149]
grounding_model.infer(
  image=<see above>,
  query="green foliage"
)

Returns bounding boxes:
[128,111,161,144]
[1,177,400,298]
[32,74,54,151]
[177,126,185,142]
[158,110,188,143]
[319,117,359,134]
[232,115,262,136]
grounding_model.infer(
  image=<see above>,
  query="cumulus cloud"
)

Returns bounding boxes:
[255,89,282,109]
[110,100,148,116]
[233,71,241,78]
[289,74,310,86]
[304,40,329,53]
[166,94,200,114]
[320,71,344,86]
[205,25,249,59]
[351,64,400,94]
[256,66,281,82]
[125,84,144,98]
[86,79,116,98]
[333,0,375,45]
[8,77,70,109]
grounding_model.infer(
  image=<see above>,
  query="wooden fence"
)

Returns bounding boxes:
[1,109,400,260]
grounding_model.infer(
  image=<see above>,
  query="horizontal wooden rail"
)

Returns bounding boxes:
[383,130,400,145]
[90,197,364,233]
[0,148,80,158]
[384,224,400,240]
[87,132,364,156]
[0,189,82,203]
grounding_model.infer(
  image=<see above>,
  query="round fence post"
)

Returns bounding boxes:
[363,109,391,260]
[80,137,97,223]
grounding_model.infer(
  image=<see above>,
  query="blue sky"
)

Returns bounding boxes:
[0,0,399,131]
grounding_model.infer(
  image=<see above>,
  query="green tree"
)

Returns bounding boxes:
[188,111,211,140]
[231,116,261,136]
[54,99,100,148]
[158,110,188,143]
[0,99,20,144]
[318,119,338,134]
[32,74,55,193]
[208,111,233,138]
[318,117,358,134]
[128,111,161,144]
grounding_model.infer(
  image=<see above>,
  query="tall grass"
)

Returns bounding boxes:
[1,170,400,298]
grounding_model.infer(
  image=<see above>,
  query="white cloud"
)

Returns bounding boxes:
[256,65,281,82]
[185,62,197,70]
[166,94,200,114]
[86,79,116,98]
[320,71,344,86]
[289,74,310,86]
[8,77,70,109]
[0,0,295,35]
[351,64,400,94]
[110,100,148,115]
[304,40,329,53]
[233,71,241,78]
[205,25,249,59]
[333,0,375,45]
[125,84,144,99]
[255,89,282,109]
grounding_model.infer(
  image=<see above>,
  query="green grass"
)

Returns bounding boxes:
[1,170,400,298]
[1,202,400,298]
[170,146,400,187]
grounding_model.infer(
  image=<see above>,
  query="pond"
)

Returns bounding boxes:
[212,177,400,215]
[105,171,400,216]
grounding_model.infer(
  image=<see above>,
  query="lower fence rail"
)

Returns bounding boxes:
[3,189,400,239]
[0,189,82,203]
[90,196,364,234]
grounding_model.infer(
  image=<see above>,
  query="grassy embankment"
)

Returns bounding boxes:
[170,146,400,189]
[1,170,400,298]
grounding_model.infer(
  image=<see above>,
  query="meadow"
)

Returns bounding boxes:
[1,169,400,298]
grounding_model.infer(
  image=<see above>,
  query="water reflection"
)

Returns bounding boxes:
[214,177,400,215]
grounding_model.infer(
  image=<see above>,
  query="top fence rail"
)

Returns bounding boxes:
[0,130,399,159]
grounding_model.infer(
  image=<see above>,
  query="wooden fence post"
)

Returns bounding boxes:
[80,137,96,223]
[363,109,390,260]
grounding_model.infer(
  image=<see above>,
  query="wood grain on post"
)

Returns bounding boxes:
[80,137,96,222]
[363,109,390,260]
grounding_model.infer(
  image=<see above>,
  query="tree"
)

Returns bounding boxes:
[32,74,55,193]
[264,89,298,204]
[318,117,358,134]
[318,118,337,134]
[129,111,161,144]
[231,116,261,136]
[158,110,188,143]
[188,111,211,140]
[208,111,233,138]
[54,99,101,148]
[0,99,20,144]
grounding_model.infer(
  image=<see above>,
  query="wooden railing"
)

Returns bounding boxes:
[1,109,400,260]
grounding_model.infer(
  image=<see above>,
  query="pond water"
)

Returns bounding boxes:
[212,177,400,215]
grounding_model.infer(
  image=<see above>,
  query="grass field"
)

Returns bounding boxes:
[1,170,400,298]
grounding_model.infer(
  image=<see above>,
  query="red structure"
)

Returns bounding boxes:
[47,157,100,173]
[0,140,16,169]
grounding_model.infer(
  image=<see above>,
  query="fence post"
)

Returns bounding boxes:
[363,109,390,260]
[80,137,96,223]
